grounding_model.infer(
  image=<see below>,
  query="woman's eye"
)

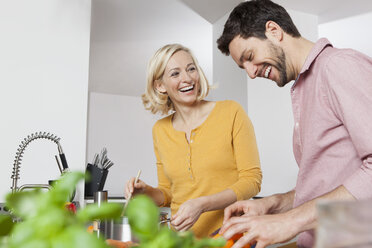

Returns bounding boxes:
[171,71,179,77]
[188,67,196,72]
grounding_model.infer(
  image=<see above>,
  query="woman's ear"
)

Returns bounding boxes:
[265,21,283,42]
[155,80,167,94]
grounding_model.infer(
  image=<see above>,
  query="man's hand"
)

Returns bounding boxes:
[171,198,205,231]
[223,198,271,223]
[221,213,297,248]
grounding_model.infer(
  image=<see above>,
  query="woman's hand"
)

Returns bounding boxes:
[124,177,147,199]
[171,197,206,232]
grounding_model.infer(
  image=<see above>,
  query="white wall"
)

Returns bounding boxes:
[87,93,159,196]
[319,12,372,57]
[247,10,319,196]
[211,12,248,111]
[89,0,213,96]
[0,0,91,203]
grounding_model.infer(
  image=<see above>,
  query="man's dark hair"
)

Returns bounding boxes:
[217,0,301,55]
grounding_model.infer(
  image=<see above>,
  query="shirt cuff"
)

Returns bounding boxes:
[228,180,260,201]
[158,187,171,207]
[343,156,372,199]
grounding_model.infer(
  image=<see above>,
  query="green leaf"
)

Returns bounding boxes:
[77,203,122,222]
[48,171,84,205]
[5,190,42,219]
[0,215,14,237]
[147,227,180,248]
[4,171,124,248]
[193,237,226,248]
[0,236,9,248]
[14,239,49,248]
[51,225,109,248]
[32,208,72,239]
[8,221,36,247]
[126,195,160,242]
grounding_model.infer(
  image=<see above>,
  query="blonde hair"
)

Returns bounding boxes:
[142,44,210,115]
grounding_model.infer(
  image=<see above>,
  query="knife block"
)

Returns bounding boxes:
[84,163,108,197]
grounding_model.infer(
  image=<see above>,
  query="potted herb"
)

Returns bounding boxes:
[0,171,122,248]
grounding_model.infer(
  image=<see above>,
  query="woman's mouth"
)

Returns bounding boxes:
[179,85,194,93]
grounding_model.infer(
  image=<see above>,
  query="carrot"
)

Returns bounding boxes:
[213,232,252,248]
[106,239,134,248]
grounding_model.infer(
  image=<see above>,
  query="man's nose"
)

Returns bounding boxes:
[243,62,258,79]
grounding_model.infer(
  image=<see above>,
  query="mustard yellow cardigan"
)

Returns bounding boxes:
[152,100,262,237]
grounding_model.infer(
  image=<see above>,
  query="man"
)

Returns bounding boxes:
[216,0,372,248]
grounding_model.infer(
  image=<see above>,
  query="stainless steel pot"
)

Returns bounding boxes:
[112,217,132,242]
[108,211,170,241]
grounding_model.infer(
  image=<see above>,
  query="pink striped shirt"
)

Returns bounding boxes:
[291,38,372,247]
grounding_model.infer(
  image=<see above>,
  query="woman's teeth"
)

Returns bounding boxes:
[264,66,272,78]
[179,85,194,92]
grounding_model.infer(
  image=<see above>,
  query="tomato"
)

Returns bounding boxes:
[65,202,77,214]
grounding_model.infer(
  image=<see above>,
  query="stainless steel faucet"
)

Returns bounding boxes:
[11,132,69,193]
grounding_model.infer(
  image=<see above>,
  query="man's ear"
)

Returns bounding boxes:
[265,21,283,42]
[155,80,167,94]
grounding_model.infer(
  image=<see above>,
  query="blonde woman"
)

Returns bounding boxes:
[125,44,262,237]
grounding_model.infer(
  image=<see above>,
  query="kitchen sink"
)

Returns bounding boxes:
[0,203,10,215]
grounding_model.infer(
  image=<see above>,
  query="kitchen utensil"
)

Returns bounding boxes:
[93,190,113,239]
[94,190,108,207]
[122,169,141,216]
[84,163,108,197]
[159,211,171,228]
[99,147,107,169]
[112,216,132,242]
[103,159,114,170]
[210,228,221,237]
[92,153,99,166]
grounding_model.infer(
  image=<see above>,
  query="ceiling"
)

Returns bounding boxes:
[181,0,372,24]
[89,0,372,96]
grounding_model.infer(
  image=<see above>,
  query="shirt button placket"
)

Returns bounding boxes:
[188,132,194,180]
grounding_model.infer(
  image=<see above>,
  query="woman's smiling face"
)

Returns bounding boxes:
[156,50,200,106]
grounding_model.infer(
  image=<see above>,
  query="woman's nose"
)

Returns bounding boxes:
[180,70,192,82]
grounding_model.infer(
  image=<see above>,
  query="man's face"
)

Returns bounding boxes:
[228,35,290,87]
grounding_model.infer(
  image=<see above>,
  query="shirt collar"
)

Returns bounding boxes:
[292,38,333,89]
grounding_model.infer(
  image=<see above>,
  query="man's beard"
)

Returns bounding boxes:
[268,41,288,87]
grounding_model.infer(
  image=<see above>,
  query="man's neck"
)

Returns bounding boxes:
[284,36,315,80]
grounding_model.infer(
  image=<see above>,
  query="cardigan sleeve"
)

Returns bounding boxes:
[153,124,172,207]
[227,102,262,200]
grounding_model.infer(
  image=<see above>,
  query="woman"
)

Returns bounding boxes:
[125,44,262,237]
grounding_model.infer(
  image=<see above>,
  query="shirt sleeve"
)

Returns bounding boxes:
[325,51,372,199]
[152,125,172,207]
[227,102,262,200]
